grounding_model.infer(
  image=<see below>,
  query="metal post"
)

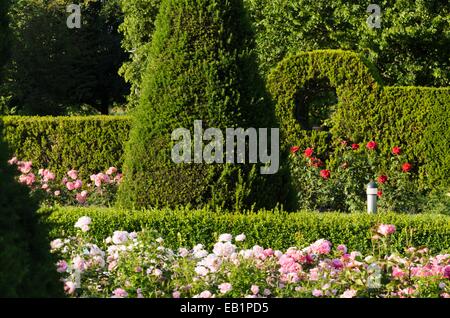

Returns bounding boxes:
[367,181,378,214]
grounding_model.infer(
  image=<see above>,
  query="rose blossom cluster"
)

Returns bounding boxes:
[51,217,450,299]
[7,157,122,206]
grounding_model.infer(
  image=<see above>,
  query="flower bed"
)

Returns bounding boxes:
[7,157,121,206]
[51,217,450,298]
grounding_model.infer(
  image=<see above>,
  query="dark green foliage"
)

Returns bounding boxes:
[41,206,450,255]
[0,0,10,76]
[118,0,162,109]
[247,0,450,87]
[1,116,131,180]
[1,0,128,115]
[0,124,62,297]
[268,50,450,199]
[117,0,277,210]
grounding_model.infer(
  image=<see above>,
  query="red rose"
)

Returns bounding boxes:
[310,157,324,168]
[402,163,412,173]
[377,175,388,184]
[377,190,383,198]
[304,147,314,158]
[290,146,300,154]
[366,141,377,150]
[351,143,360,150]
[320,169,331,180]
[392,146,401,155]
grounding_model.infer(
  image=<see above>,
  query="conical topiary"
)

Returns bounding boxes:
[0,131,62,297]
[117,0,279,210]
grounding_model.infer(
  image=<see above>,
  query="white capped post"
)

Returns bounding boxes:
[367,181,378,214]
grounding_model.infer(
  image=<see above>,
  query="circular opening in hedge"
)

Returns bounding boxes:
[294,78,338,131]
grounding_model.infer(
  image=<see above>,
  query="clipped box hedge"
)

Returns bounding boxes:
[40,206,450,254]
[0,116,131,180]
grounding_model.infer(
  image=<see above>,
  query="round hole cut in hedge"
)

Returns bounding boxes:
[267,49,382,153]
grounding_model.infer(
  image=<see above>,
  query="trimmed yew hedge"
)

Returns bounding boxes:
[268,50,450,189]
[1,116,131,180]
[40,206,450,254]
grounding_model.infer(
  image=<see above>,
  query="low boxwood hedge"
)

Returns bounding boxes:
[1,115,131,180]
[40,206,450,254]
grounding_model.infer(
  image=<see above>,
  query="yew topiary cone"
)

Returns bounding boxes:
[117,0,278,209]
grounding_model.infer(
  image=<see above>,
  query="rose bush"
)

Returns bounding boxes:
[51,217,450,298]
[288,141,434,213]
[7,157,122,207]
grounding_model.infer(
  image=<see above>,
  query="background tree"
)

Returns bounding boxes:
[0,0,128,115]
[246,0,449,87]
[118,0,161,109]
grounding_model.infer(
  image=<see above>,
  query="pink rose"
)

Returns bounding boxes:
[337,244,347,254]
[64,281,76,295]
[218,283,232,294]
[54,190,61,196]
[310,239,332,255]
[73,179,83,189]
[66,182,75,191]
[74,216,91,232]
[19,173,36,186]
[340,289,357,298]
[198,291,212,298]
[112,288,128,298]
[8,157,18,165]
[392,266,405,278]
[106,167,118,175]
[250,285,259,295]
[377,224,396,236]
[76,191,88,204]
[56,260,68,273]
[312,289,323,297]
[18,161,32,174]
[67,169,78,180]
[172,291,181,298]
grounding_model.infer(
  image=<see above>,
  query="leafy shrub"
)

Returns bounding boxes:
[41,206,450,255]
[0,136,62,297]
[52,216,450,298]
[268,50,450,196]
[1,116,131,181]
[117,0,277,210]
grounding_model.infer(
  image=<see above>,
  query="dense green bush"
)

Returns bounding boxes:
[1,116,131,180]
[0,0,10,75]
[41,206,450,255]
[117,0,450,98]
[1,0,127,115]
[117,0,277,210]
[247,0,450,87]
[118,0,162,109]
[268,50,450,197]
[0,134,62,297]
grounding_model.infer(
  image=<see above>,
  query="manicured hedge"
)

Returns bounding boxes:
[1,116,131,180]
[41,206,450,254]
[268,50,450,189]
[117,0,277,210]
